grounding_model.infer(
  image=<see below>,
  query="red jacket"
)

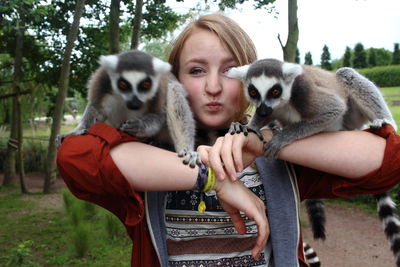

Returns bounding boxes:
[57,123,400,267]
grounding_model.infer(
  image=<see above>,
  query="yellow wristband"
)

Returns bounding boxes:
[202,167,216,193]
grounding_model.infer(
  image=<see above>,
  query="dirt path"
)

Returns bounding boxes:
[301,203,394,267]
[1,174,396,266]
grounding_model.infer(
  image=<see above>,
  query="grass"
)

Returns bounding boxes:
[0,186,131,267]
[382,86,400,127]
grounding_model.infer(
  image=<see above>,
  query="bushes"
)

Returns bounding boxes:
[0,138,47,173]
[62,190,128,258]
[358,65,400,87]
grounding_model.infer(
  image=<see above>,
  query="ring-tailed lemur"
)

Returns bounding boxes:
[57,50,200,168]
[303,242,321,267]
[226,58,400,265]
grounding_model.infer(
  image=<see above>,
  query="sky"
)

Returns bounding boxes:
[166,0,400,64]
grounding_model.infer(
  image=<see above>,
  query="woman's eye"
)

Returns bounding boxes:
[189,68,203,75]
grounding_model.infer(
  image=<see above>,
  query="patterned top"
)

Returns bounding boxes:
[165,165,273,267]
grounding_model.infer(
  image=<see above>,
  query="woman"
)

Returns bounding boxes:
[57,13,400,267]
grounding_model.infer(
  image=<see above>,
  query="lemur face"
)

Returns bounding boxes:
[246,75,283,117]
[113,71,156,110]
[100,51,171,110]
[226,59,303,117]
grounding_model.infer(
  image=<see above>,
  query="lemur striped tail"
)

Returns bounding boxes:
[376,192,400,266]
[306,199,326,240]
[303,242,321,267]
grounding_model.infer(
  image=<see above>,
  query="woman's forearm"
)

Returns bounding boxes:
[275,130,386,178]
[110,142,199,191]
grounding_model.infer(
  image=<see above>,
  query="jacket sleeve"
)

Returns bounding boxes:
[297,124,400,200]
[56,123,145,227]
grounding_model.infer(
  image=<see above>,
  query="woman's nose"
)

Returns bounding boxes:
[205,72,222,96]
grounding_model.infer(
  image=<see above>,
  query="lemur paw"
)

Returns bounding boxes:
[120,120,147,137]
[178,149,201,168]
[56,129,87,148]
[336,67,357,86]
[370,118,390,130]
[263,137,284,160]
[229,122,249,135]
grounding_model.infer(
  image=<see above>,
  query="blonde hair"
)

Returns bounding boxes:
[168,12,257,123]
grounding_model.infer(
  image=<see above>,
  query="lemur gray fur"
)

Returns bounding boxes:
[226,58,400,266]
[57,50,200,168]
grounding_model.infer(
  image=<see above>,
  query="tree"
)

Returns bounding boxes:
[320,45,332,70]
[368,48,377,67]
[109,0,120,53]
[44,0,86,193]
[304,52,313,65]
[278,0,299,62]
[130,0,143,50]
[295,48,300,63]
[1,0,40,189]
[219,0,299,62]
[392,43,400,65]
[342,46,352,67]
[353,42,367,68]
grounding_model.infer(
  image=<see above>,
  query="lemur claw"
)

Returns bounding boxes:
[178,149,201,168]
[56,129,88,148]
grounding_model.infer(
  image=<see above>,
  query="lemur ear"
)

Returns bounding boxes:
[282,62,303,81]
[226,65,250,81]
[153,57,171,73]
[99,55,119,71]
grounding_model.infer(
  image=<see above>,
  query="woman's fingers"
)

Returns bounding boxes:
[219,134,237,181]
[197,145,211,166]
[208,137,226,180]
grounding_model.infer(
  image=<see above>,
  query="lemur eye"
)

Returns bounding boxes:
[138,77,152,92]
[268,84,282,99]
[117,78,131,92]
[247,84,260,99]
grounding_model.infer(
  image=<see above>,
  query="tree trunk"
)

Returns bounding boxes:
[130,0,143,50]
[3,104,17,186]
[279,0,299,62]
[3,9,27,193]
[43,0,86,194]
[109,0,120,54]
[14,13,28,193]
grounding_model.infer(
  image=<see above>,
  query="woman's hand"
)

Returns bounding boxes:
[198,130,272,181]
[214,178,269,260]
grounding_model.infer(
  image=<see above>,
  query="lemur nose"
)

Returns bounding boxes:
[127,96,143,110]
[256,104,272,117]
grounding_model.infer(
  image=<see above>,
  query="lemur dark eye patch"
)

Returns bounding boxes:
[138,77,152,92]
[267,84,282,99]
[248,84,260,100]
[117,78,131,92]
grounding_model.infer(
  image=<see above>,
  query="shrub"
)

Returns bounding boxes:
[104,212,125,241]
[0,138,47,173]
[358,65,400,87]
[71,222,90,258]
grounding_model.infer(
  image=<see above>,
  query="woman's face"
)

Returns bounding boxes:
[178,29,243,130]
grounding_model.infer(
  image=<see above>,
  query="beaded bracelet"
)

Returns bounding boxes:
[193,164,217,213]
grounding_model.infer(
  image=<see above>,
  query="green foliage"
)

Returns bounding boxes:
[353,42,367,68]
[142,39,170,61]
[295,48,300,64]
[358,65,400,87]
[0,187,131,266]
[71,222,90,258]
[104,212,125,241]
[6,240,35,266]
[342,46,352,67]
[320,45,332,70]
[393,43,400,65]
[368,48,377,67]
[304,52,313,65]
[0,138,47,173]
